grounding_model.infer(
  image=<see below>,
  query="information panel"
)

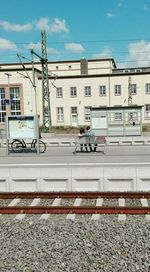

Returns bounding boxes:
[6,116,36,139]
[92,116,107,129]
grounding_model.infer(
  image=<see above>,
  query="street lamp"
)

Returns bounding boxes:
[30,51,37,116]
[5,73,12,155]
[16,53,40,154]
[5,72,12,91]
[5,73,12,109]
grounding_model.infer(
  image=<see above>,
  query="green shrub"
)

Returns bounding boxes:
[40,125,87,134]
[142,124,150,132]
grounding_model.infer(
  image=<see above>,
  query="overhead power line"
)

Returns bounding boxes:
[1,37,150,45]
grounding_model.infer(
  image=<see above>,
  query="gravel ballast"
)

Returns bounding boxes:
[0,216,149,272]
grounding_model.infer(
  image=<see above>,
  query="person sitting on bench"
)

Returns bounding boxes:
[85,126,97,152]
[78,127,88,152]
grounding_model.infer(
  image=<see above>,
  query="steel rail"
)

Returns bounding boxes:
[0,206,150,214]
[0,192,150,199]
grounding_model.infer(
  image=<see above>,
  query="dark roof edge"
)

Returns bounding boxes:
[0,67,41,73]
[90,105,143,110]
[0,57,116,66]
[40,70,150,80]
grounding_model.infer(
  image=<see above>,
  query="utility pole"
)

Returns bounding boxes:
[31,31,51,131]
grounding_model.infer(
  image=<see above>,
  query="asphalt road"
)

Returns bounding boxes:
[0,145,150,165]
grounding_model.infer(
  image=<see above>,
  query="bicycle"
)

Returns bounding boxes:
[11,139,46,153]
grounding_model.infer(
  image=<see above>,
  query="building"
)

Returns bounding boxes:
[0,57,150,129]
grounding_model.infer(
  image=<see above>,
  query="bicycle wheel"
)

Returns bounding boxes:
[11,140,24,153]
[33,140,46,153]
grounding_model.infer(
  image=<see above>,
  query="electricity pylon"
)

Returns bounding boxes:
[31,30,51,132]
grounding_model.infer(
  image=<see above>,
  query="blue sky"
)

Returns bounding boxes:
[0,0,150,67]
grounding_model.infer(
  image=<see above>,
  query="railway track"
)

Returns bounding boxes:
[0,192,150,219]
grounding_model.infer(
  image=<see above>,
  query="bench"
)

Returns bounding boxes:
[74,135,106,154]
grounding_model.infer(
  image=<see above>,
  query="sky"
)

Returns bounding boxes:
[0,0,150,68]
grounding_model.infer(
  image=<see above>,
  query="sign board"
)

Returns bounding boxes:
[92,115,107,129]
[6,115,37,139]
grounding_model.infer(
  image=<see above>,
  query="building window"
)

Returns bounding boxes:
[114,85,121,96]
[99,85,106,96]
[84,107,91,121]
[128,112,138,122]
[130,84,137,95]
[145,104,150,119]
[71,107,78,126]
[114,112,122,121]
[56,87,63,98]
[0,86,21,122]
[84,86,91,97]
[145,83,150,94]
[0,88,6,123]
[57,107,64,122]
[70,87,77,97]
[71,107,77,114]
[10,87,21,115]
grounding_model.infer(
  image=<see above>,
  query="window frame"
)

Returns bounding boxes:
[0,87,6,122]
[84,107,91,122]
[56,87,63,98]
[99,85,106,96]
[114,85,121,96]
[70,87,77,97]
[10,87,21,116]
[84,86,91,97]
[56,107,64,122]
[130,84,137,95]
[145,83,150,94]
[114,112,122,121]
[145,104,150,119]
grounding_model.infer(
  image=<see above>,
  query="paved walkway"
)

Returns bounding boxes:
[0,145,150,165]
[0,132,150,165]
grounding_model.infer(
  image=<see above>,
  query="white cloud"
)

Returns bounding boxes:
[64,43,85,53]
[0,18,69,34]
[26,42,59,57]
[47,47,59,55]
[0,38,17,50]
[35,18,49,31]
[144,4,149,12]
[26,42,41,51]
[92,47,112,58]
[106,13,114,17]
[49,18,69,33]
[124,40,150,67]
[36,17,69,33]
[0,21,32,32]
[118,0,124,7]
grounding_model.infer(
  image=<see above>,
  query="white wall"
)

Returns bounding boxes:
[0,163,150,192]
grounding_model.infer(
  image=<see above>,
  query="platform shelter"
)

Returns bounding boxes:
[90,106,143,136]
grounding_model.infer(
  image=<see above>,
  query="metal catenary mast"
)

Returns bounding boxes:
[128,76,132,105]
[31,30,51,131]
[41,30,51,131]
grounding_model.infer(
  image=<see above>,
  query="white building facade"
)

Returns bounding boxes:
[0,58,150,129]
